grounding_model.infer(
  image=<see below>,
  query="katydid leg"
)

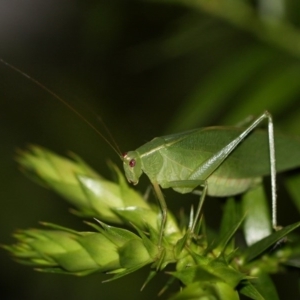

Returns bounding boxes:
[187,111,277,229]
[152,181,167,248]
[191,182,207,233]
[162,179,207,235]
[155,179,206,245]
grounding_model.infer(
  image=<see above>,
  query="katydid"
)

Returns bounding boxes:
[2,58,300,248]
[123,112,279,246]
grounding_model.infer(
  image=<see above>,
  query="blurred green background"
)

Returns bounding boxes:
[1,1,300,299]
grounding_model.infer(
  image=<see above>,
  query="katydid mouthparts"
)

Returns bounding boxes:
[2,58,300,248]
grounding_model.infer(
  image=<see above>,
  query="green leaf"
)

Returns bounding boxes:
[113,206,160,231]
[170,265,220,285]
[239,281,266,300]
[223,64,300,125]
[76,233,120,271]
[219,198,240,239]
[36,267,96,276]
[52,247,100,272]
[242,185,272,246]
[118,239,152,268]
[249,271,279,300]
[242,221,300,263]
[113,206,181,237]
[130,224,158,259]
[171,259,245,289]
[208,259,246,288]
[104,263,149,282]
[168,281,239,300]
[285,173,300,214]
[166,46,277,131]
[77,175,125,222]
[214,211,245,256]
[92,221,140,247]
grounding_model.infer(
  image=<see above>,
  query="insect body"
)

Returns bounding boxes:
[123,112,300,246]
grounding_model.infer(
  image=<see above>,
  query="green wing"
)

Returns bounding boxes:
[161,127,300,178]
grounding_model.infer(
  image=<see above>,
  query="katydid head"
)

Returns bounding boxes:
[123,151,142,185]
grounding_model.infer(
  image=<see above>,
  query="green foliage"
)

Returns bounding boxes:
[3,0,300,299]
[5,146,300,299]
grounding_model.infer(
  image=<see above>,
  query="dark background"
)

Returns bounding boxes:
[1,1,300,299]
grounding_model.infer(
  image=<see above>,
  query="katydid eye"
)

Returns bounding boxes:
[129,159,136,167]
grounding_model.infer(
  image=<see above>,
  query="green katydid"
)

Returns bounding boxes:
[2,58,300,248]
[123,112,280,246]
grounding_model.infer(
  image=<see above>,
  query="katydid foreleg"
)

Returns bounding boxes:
[152,181,168,247]
[153,179,207,246]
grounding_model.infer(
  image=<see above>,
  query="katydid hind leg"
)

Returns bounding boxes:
[187,111,277,230]
[267,112,277,230]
